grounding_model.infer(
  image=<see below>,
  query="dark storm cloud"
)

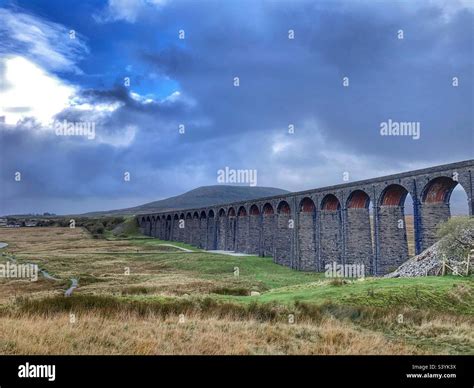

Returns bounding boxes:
[0,0,472,215]
[141,1,473,160]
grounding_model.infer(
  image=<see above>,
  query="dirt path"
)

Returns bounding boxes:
[157,243,194,252]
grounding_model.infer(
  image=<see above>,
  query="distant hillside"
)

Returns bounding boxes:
[84,185,290,216]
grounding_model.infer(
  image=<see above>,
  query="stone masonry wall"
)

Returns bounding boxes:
[236,216,249,253]
[298,212,317,271]
[377,206,409,274]
[345,208,373,274]
[262,214,275,257]
[319,210,342,270]
[248,215,260,255]
[420,203,451,250]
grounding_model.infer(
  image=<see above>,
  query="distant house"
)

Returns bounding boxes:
[25,221,38,227]
[0,218,7,227]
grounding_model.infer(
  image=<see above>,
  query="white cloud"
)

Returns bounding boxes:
[94,0,167,23]
[0,8,88,74]
[0,56,76,126]
[0,56,133,148]
[130,91,155,104]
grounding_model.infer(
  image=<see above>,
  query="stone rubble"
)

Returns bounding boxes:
[385,239,470,278]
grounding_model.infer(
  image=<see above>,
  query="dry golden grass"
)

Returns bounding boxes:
[0,312,421,355]
[405,215,415,257]
[0,227,207,302]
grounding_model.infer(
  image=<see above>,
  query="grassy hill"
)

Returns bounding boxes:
[83,185,289,216]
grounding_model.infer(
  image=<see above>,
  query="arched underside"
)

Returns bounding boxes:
[238,206,247,216]
[321,194,340,211]
[263,203,274,215]
[380,184,408,206]
[228,207,236,217]
[250,204,260,215]
[422,176,458,204]
[300,197,315,212]
[277,201,290,214]
[347,190,370,209]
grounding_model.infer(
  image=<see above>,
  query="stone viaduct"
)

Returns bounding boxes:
[137,160,474,276]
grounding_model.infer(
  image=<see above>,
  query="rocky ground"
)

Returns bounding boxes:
[386,242,472,278]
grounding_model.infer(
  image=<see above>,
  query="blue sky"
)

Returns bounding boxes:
[0,0,473,215]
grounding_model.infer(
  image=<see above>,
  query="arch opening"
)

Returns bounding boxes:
[321,194,341,211]
[277,201,290,214]
[300,197,315,213]
[263,203,274,215]
[422,176,458,204]
[238,206,247,216]
[347,190,370,209]
[250,204,260,215]
[380,184,408,207]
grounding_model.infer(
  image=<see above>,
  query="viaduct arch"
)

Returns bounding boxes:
[138,160,473,275]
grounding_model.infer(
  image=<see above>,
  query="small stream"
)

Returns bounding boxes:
[1,242,78,296]
[64,278,78,297]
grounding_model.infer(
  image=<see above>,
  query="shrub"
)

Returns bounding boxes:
[437,216,474,263]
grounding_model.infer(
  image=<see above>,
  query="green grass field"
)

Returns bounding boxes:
[0,227,472,355]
